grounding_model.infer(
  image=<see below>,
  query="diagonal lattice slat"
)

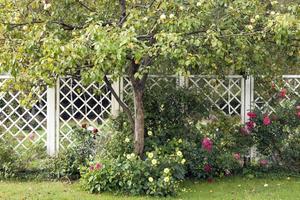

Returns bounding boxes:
[59,78,112,149]
[187,76,243,116]
[254,76,300,113]
[0,77,47,151]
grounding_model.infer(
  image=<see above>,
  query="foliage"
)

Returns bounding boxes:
[47,126,98,180]
[0,140,18,179]
[0,0,299,87]
[249,97,300,171]
[83,84,252,196]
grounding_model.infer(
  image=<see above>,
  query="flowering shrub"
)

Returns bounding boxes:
[80,152,183,196]
[248,98,300,171]
[82,84,254,196]
[191,114,254,179]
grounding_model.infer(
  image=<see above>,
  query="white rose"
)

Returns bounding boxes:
[160,14,166,20]
[164,177,170,182]
[176,150,183,157]
[169,13,175,19]
[147,131,153,136]
[148,152,154,159]
[181,159,186,164]
[151,159,157,165]
[44,3,51,10]
[164,168,170,174]
[148,177,154,182]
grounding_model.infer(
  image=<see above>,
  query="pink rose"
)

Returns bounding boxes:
[233,153,241,160]
[297,111,300,119]
[259,159,268,166]
[29,133,36,140]
[263,116,271,126]
[89,165,94,171]
[204,164,212,173]
[202,137,213,152]
[95,163,102,170]
[92,128,99,134]
[225,169,231,176]
[240,126,250,135]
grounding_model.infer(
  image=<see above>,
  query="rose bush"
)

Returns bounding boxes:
[246,90,300,171]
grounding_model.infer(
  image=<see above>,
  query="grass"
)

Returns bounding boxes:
[0,176,299,200]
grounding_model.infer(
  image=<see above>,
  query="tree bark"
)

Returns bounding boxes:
[133,86,145,156]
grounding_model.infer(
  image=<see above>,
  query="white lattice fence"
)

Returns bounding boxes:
[122,75,178,106]
[2,74,300,154]
[59,78,112,148]
[187,75,244,117]
[0,76,47,151]
[254,75,300,113]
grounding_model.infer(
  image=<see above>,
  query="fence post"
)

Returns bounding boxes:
[111,78,121,117]
[179,76,188,87]
[47,81,59,156]
[243,76,256,160]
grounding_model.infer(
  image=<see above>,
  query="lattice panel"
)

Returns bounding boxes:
[187,76,243,116]
[122,75,178,106]
[254,76,300,113]
[0,77,47,151]
[59,78,112,148]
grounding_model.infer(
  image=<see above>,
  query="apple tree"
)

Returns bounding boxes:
[0,0,299,155]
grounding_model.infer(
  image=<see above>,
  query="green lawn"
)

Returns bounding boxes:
[0,176,299,200]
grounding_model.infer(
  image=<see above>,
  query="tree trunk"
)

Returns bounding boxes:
[133,87,145,156]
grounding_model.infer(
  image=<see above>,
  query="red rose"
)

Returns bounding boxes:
[279,89,287,98]
[246,121,255,130]
[247,112,257,119]
[263,116,271,126]
[89,165,94,171]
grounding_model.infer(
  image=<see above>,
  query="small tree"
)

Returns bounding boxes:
[0,0,299,156]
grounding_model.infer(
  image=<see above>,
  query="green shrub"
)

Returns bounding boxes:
[47,126,98,180]
[0,140,18,179]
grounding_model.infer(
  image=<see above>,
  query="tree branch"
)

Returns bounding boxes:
[76,0,95,12]
[103,75,134,129]
[119,0,127,26]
